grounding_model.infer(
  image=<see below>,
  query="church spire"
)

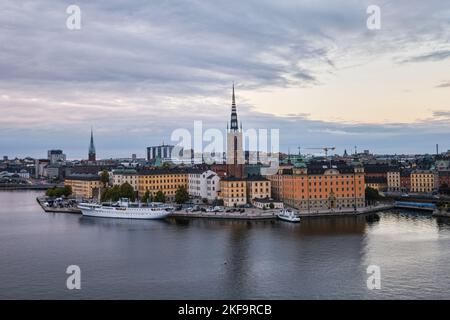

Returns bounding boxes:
[230,82,239,132]
[88,127,96,162]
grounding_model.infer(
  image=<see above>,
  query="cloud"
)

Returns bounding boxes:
[0,0,449,157]
[435,81,450,88]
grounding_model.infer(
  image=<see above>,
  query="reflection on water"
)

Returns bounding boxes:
[1,191,450,299]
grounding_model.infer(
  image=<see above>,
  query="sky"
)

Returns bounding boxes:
[0,0,449,159]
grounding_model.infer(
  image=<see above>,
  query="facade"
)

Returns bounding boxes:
[387,171,401,191]
[400,170,411,192]
[47,149,66,164]
[268,161,365,211]
[137,169,188,202]
[226,84,245,178]
[187,170,221,202]
[220,177,247,207]
[112,169,139,191]
[88,128,96,162]
[365,177,388,191]
[64,174,102,199]
[410,170,437,193]
[438,171,450,188]
[246,176,271,202]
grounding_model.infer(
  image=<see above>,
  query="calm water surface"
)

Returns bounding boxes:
[1,190,450,299]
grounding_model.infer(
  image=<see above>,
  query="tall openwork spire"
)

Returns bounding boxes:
[88,127,96,161]
[230,83,239,132]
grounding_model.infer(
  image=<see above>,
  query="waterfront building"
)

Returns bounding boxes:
[220,177,247,207]
[387,170,401,191]
[246,175,271,202]
[137,169,188,202]
[111,168,138,191]
[64,174,102,199]
[187,169,221,203]
[226,84,244,178]
[88,128,96,162]
[410,170,437,193]
[267,160,365,211]
[47,150,66,164]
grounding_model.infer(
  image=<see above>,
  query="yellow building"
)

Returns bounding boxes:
[220,177,247,207]
[138,169,188,201]
[64,174,102,199]
[246,176,271,202]
[410,170,437,193]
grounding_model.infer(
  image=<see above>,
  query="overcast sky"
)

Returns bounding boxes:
[0,0,449,159]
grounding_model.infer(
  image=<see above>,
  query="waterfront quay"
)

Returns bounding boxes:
[36,195,393,219]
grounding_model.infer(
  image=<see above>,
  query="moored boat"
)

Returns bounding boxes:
[78,198,174,220]
[277,209,301,223]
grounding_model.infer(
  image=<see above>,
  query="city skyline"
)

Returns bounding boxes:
[0,0,449,157]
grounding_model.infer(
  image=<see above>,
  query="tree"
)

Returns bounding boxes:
[46,186,72,198]
[101,185,121,202]
[365,186,380,205]
[175,186,189,204]
[100,170,110,187]
[439,183,450,195]
[119,182,135,201]
[269,202,275,209]
[154,190,166,203]
[141,190,152,203]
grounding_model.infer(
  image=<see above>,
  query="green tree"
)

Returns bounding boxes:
[269,202,275,209]
[62,185,72,197]
[365,186,380,205]
[119,182,135,201]
[154,190,166,203]
[101,185,121,202]
[100,170,110,187]
[141,190,151,203]
[46,186,72,198]
[175,186,189,204]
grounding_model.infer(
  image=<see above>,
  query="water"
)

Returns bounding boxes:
[1,190,450,299]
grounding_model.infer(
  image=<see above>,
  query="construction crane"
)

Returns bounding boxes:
[304,147,336,158]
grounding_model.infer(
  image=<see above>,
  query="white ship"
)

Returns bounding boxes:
[78,198,174,220]
[277,209,301,223]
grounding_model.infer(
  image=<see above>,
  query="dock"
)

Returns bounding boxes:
[36,197,81,214]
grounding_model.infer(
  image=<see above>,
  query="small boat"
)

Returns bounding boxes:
[277,209,301,223]
[78,198,174,220]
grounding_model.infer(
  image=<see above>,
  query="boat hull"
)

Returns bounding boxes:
[277,215,301,223]
[79,205,171,220]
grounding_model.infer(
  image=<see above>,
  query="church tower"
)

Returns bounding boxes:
[226,84,244,178]
[88,127,96,162]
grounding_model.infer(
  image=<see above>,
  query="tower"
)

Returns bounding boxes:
[88,127,96,162]
[226,83,244,178]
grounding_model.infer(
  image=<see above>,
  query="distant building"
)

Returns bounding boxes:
[65,174,102,199]
[146,144,175,162]
[400,170,411,192]
[47,149,66,164]
[387,170,401,191]
[88,128,96,162]
[410,170,437,193]
[365,177,388,191]
[438,171,450,188]
[226,84,244,178]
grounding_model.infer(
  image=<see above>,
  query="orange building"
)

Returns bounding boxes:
[268,160,365,211]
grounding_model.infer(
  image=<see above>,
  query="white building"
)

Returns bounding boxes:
[188,170,220,203]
